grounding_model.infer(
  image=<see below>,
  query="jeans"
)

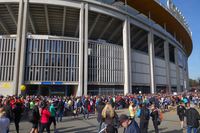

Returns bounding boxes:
[56,111,64,122]
[187,126,198,133]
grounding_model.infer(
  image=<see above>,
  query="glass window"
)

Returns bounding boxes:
[169,44,175,63]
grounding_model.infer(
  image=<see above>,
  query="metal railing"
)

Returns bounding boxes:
[154,0,192,37]
[94,0,192,37]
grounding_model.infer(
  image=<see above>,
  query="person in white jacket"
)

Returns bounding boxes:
[0,107,10,133]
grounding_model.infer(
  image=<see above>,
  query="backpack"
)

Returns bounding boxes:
[159,110,164,121]
[141,108,150,120]
[157,110,164,125]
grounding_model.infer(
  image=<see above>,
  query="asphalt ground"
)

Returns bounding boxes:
[9,108,197,133]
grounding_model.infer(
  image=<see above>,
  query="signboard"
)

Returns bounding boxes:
[41,82,52,85]
[54,82,63,85]
[1,83,11,89]
[41,82,63,85]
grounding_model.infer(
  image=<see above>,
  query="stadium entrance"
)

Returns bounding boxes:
[132,86,150,94]
[26,85,78,96]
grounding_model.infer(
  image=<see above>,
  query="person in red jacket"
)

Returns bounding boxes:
[39,101,50,133]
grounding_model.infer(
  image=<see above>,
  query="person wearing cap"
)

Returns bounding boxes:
[0,107,10,133]
[119,114,140,133]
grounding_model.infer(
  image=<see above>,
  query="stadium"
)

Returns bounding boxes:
[0,0,192,96]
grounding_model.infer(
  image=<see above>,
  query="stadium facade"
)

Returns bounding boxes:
[0,0,193,96]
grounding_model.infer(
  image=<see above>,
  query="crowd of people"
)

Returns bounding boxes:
[0,92,200,133]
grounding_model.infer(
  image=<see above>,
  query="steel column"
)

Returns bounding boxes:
[13,0,24,95]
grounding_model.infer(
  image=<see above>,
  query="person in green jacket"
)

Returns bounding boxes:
[49,102,57,133]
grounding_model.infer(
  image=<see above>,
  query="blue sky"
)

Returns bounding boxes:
[161,0,200,80]
[174,0,200,80]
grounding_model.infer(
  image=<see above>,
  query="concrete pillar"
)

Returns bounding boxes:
[148,32,156,94]
[175,47,181,92]
[77,3,84,96]
[128,17,132,94]
[164,41,171,93]
[18,0,28,95]
[13,0,24,95]
[84,3,88,96]
[123,17,131,95]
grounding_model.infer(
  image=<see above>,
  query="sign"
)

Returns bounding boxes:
[2,83,11,89]
[41,82,52,85]
[54,82,63,85]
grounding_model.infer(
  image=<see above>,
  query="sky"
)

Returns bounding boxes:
[160,0,200,80]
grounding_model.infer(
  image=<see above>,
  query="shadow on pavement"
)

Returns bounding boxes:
[163,129,184,133]
[149,128,184,133]
[58,126,96,133]
[149,127,168,133]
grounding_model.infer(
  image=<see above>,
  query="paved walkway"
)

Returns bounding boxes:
[9,108,194,133]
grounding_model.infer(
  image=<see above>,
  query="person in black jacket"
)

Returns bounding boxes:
[150,104,159,133]
[177,101,186,129]
[12,102,23,133]
[30,101,40,133]
[185,102,200,133]
[139,103,150,133]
